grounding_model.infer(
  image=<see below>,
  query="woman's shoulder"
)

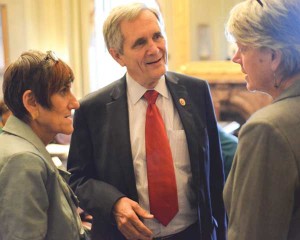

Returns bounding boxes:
[240,99,300,145]
[0,133,41,157]
[0,135,51,176]
[246,95,300,132]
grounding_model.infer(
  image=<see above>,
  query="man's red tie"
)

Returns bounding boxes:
[144,90,179,226]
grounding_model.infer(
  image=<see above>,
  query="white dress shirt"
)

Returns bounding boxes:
[126,73,197,237]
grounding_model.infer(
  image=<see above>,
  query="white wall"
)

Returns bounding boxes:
[158,0,241,71]
[189,0,241,61]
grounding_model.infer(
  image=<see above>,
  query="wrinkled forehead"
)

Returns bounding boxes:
[121,10,163,37]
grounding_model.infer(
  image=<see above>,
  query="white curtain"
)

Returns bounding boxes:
[16,0,93,99]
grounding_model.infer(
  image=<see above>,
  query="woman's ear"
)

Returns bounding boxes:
[23,90,39,120]
[270,49,282,72]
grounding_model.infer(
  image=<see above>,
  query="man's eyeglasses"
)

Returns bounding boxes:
[44,50,59,63]
[256,0,263,7]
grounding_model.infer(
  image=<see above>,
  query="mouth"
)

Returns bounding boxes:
[146,57,162,65]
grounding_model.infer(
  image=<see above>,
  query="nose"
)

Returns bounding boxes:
[232,49,241,64]
[69,92,80,110]
[147,40,160,55]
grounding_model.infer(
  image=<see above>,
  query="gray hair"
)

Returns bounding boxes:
[103,2,165,54]
[226,0,300,80]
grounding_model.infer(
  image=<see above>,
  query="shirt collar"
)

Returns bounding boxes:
[126,73,169,105]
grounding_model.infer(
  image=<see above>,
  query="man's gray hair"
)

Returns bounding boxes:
[103,2,165,54]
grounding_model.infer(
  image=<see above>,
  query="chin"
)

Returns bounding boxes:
[150,72,165,81]
[156,67,167,77]
[61,128,73,135]
[246,83,256,92]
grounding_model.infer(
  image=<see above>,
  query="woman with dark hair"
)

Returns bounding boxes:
[223,0,300,239]
[0,50,86,239]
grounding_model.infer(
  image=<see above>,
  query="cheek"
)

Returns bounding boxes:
[244,56,260,70]
[258,57,267,64]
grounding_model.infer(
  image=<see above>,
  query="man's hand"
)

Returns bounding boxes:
[113,197,154,240]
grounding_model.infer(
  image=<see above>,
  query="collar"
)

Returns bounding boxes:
[126,73,169,105]
[275,78,300,103]
[3,115,52,162]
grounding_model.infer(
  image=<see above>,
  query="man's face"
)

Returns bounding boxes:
[113,10,167,88]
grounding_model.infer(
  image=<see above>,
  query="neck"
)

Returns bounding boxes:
[135,78,160,89]
[127,72,163,90]
[28,121,55,145]
[269,72,300,99]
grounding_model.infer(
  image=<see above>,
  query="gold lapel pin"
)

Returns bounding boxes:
[179,98,186,106]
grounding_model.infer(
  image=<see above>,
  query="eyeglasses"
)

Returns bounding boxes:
[256,0,263,7]
[44,50,59,63]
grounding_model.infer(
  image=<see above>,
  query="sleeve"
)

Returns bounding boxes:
[226,121,297,240]
[67,106,125,221]
[217,125,238,179]
[204,82,228,240]
[0,152,49,240]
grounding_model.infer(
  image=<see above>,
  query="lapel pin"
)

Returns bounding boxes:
[179,98,186,106]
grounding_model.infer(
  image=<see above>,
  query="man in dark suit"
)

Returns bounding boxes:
[67,2,227,240]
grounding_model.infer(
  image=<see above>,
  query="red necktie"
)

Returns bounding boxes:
[144,90,179,226]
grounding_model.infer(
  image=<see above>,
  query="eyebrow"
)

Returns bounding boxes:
[132,37,146,49]
[131,31,163,49]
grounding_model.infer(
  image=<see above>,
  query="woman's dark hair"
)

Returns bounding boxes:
[2,50,74,122]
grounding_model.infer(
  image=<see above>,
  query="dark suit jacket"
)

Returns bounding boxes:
[67,72,227,240]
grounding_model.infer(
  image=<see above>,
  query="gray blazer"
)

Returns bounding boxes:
[0,116,83,240]
[224,80,300,240]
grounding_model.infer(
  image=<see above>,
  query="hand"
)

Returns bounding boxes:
[113,197,154,240]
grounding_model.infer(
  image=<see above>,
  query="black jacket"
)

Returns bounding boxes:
[67,72,227,240]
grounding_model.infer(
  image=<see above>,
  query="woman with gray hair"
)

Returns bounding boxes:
[223,0,300,239]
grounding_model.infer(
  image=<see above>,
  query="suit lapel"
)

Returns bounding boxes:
[165,73,204,187]
[106,77,138,200]
[166,73,210,235]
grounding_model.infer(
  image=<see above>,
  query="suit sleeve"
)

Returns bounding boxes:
[67,106,125,222]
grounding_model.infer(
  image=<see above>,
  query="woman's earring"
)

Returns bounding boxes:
[273,72,280,88]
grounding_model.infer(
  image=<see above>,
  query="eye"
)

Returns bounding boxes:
[132,38,146,49]
[153,32,163,41]
[59,84,71,96]
[60,88,68,95]
[239,45,248,53]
